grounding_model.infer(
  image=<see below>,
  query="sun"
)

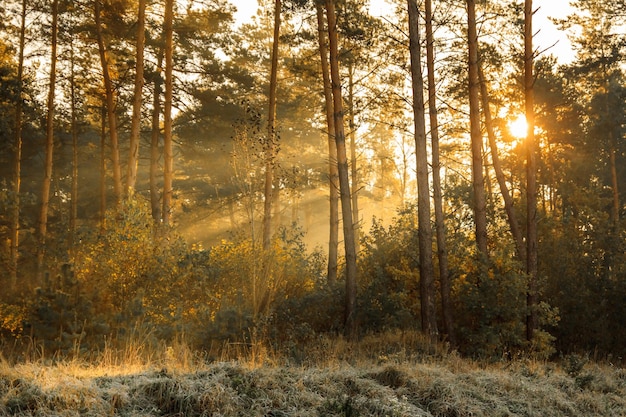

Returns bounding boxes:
[508,115,528,139]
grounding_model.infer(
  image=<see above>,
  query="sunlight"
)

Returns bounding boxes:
[508,115,528,139]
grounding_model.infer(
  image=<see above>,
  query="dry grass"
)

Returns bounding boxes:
[1,333,626,416]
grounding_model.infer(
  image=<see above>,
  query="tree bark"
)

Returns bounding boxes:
[316,2,339,286]
[525,0,538,342]
[162,0,174,226]
[37,0,59,280]
[425,0,454,345]
[69,36,78,253]
[95,0,122,207]
[100,104,107,231]
[408,0,438,339]
[347,63,360,253]
[325,0,358,340]
[466,0,488,257]
[150,49,164,222]
[126,0,147,196]
[11,0,27,287]
[263,0,281,251]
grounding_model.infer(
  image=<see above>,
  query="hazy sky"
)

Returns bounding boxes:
[231,0,576,63]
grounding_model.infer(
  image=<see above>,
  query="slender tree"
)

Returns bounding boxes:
[69,33,78,251]
[150,49,164,222]
[162,0,174,226]
[10,0,27,287]
[408,0,437,338]
[525,0,538,341]
[316,1,339,285]
[466,0,488,257]
[478,64,525,260]
[95,0,122,207]
[100,103,107,231]
[37,0,59,279]
[425,0,454,345]
[347,63,361,253]
[126,0,147,196]
[263,0,281,251]
[325,0,358,339]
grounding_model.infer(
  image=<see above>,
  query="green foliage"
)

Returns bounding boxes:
[453,253,528,358]
[357,209,420,333]
[541,213,626,358]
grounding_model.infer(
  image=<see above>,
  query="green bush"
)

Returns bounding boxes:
[357,210,420,333]
[453,254,528,358]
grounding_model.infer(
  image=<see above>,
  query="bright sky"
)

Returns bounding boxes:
[230,0,575,63]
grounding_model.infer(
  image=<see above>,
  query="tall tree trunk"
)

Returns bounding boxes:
[100,103,107,231]
[69,37,78,252]
[263,0,281,251]
[126,0,147,196]
[425,0,454,345]
[150,49,164,222]
[478,65,525,261]
[347,63,360,253]
[162,0,174,226]
[610,148,620,225]
[525,0,538,341]
[11,0,27,287]
[37,0,59,280]
[466,0,488,257]
[316,1,339,286]
[95,0,122,207]
[325,0,358,340]
[408,0,437,339]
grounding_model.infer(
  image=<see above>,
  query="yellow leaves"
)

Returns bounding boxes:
[0,302,27,334]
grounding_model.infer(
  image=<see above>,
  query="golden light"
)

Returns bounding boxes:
[508,115,528,139]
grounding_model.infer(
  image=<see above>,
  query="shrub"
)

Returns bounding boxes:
[357,209,420,334]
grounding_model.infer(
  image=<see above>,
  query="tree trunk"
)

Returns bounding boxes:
[316,1,339,286]
[425,0,454,345]
[126,0,147,196]
[37,0,59,280]
[263,0,281,250]
[162,0,174,226]
[70,37,78,252]
[325,0,358,340]
[100,104,107,231]
[610,148,619,225]
[11,0,27,287]
[466,0,488,257]
[95,0,122,207]
[150,49,164,222]
[408,0,437,339]
[525,0,538,342]
[478,65,525,261]
[347,63,360,253]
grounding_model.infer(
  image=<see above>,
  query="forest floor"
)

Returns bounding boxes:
[1,334,625,416]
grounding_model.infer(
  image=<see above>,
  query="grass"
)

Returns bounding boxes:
[1,332,626,416]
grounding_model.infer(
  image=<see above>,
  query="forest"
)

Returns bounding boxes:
[0,0,625,367]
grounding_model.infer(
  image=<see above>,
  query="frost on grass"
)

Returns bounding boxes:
[1,358,626,416]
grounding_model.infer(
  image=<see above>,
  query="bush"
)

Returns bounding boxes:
[197,224,327,349]
[453,254,528,358]
[25,197,208,354]
[357,209,421,334]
